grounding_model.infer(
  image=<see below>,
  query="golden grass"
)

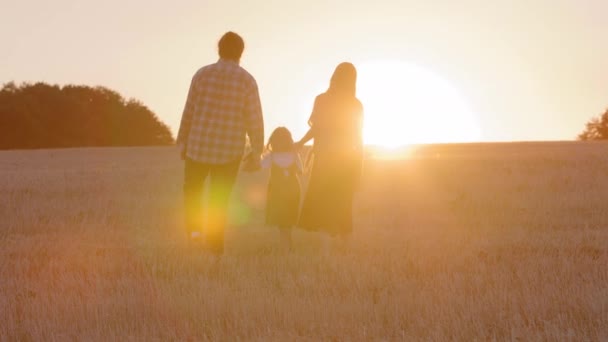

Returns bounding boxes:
[0,143,607,341]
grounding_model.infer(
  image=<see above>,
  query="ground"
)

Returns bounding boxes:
[0,142,606,341]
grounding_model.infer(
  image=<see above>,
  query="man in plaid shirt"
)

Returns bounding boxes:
[177,32,264,254]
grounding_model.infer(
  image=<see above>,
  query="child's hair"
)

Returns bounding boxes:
[267,127,295,153]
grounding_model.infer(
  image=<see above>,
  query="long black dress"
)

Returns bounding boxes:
[298,92,363,235]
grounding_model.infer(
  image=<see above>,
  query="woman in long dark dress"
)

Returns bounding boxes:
[296,62,364,236]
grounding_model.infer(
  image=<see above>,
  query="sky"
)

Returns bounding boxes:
[1,0,607,144]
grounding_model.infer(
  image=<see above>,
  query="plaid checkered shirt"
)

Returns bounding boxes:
[177,59,264,164]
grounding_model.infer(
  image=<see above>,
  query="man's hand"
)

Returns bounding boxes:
[241,152,261,172]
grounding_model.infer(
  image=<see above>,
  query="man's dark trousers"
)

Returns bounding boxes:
[183,157,241,254]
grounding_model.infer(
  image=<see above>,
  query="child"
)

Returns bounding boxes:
[261,127,303,251]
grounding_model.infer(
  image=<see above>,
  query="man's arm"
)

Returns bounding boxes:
[244,80,264,158]
[176,74,198,158]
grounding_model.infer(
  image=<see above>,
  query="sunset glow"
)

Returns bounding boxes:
[2,1,607,142]
[358,60,482,147]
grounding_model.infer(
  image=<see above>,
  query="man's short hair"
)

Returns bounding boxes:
[218,32,245,60]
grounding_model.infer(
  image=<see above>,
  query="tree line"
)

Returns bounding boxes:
[0,81,606,148]
[579,108,608,141]
[0,82,174,149]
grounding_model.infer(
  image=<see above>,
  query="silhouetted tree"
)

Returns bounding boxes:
[579,108,608,140]
[0,82,174,149]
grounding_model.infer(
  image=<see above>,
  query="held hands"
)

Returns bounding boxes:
[241,152,262,172]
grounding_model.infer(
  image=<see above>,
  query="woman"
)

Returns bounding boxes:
[296,62,364,237]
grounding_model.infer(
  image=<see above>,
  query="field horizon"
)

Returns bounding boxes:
[1,141,607,340]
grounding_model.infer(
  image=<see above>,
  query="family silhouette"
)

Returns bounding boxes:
[177,32,364,254]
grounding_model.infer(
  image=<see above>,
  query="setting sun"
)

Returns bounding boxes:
[357,60,482,147]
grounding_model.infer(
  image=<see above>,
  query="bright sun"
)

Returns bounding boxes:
[357,60,482,147]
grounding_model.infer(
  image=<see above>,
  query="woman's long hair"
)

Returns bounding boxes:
[328,62,357,97]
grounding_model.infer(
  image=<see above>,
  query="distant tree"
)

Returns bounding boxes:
[0,82,174,149]
[579,108,608,140]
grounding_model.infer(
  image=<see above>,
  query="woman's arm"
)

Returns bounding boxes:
[297,128,314,146]
[296,96,321,147]
[352,102,364,189]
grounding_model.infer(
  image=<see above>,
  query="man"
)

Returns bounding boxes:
[177,32,264,255]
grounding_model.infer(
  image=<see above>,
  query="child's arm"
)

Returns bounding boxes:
[295,154,304,175]
[260,153,272,170]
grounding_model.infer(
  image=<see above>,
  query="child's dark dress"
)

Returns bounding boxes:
[263,152,301,227]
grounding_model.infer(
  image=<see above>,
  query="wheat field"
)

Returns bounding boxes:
[0,142,607,341]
